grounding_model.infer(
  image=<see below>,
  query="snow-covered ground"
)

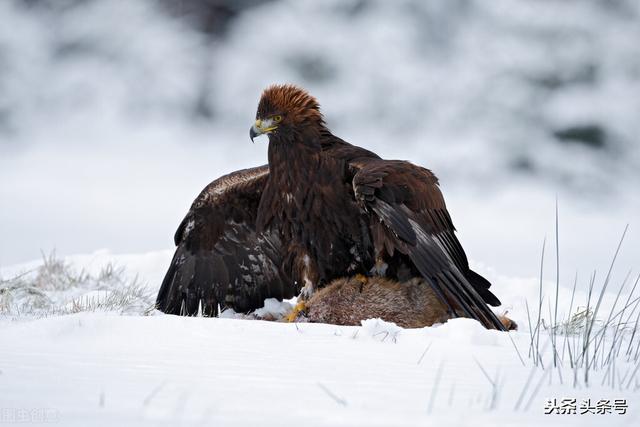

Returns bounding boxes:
[1,251,639,426]
[2,313,635,427]
[1,0,639,424]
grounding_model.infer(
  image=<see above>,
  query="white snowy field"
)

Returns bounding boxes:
[1,0,640,424]
[0,313,634,427]
[1,251,639,426]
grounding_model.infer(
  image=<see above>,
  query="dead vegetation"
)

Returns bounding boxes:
[0,252,155,319]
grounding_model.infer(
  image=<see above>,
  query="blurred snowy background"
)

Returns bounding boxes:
[1,0,638,280]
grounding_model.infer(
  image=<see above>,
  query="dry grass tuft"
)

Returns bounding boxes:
[0,252,155,319]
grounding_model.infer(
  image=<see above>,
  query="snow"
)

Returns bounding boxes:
[1,1,639,423]
[1,251,639,426]
[252,298,295,320]
[360,318,403,343]
[0,311,636,426]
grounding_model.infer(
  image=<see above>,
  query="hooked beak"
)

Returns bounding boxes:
[249,125,258,142]
[250,118,277,142]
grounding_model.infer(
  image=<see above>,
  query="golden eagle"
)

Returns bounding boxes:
[156,84,505,330]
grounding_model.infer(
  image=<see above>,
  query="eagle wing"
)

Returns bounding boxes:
[156,165,296,316]
[350,159,505,330]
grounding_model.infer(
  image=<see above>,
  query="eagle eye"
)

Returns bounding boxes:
[272,115,283,123]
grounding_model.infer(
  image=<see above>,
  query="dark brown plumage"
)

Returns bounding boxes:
[251,84,504,329]
[157,84,505,330]
[155,166,296,315]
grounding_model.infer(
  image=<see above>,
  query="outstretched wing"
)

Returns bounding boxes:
[350,159,505,330]
[156,165,296,316]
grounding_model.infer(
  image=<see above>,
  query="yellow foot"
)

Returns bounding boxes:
[355,274,368,285]
[286,301,308,323]
[355,274,368,293]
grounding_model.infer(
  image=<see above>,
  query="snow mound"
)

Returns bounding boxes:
[219,298,295,321]
[253,297,295,320]
[360,318,403,343]
[428,318,501,347]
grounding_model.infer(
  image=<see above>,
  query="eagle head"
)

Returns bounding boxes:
[250,84,325,142]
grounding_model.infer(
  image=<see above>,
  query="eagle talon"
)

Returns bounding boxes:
[355,274,368,284]
[355,274,368,292]
[286,301,308,322]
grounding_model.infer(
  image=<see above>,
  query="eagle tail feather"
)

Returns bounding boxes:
[155,246,220,317]
[466,269,501,307]
[406,221,507,330]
